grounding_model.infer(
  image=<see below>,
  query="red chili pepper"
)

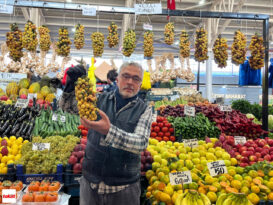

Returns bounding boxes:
[81,130,88,136]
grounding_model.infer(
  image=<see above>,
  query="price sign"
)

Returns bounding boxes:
[216,97,224,105]
[207,160,227,177]
[60,115,66,123]
[52,114,58,121]
[82,5,97,16]
[28,93,37,100]
[2,189,16,203]
[219,105,232,112]
[183,139,198,148]
[32,143,50,151]
[134,3,162,15]
[169,171,192,185]
[234,136,246,145]
[170,95,180,101]
[143,23,153,31]
[0,72,27,91]
[0,4,13,14]
[184,105,195,117]
[15,99,29,108]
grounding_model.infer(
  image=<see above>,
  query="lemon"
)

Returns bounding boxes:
[23,140,29,144]
[159,192,171,203]
[228,168,236,176]
[207,191,217,203]
[249,170,258,178]
[240,186,249,194]
[1,156,8,164]
[7,160,14,165]
[268,181,273,190]
[1,167,7,174]
[7,155,14,161]
[247,193,260,205]
[205,175,214,185]
[234,174,243,181]
[9,136,16,141]
[230,158,238,166]
[11,148,18,156]
[269,170,273,177]
[14,154,21,161]
[163,186,174,196]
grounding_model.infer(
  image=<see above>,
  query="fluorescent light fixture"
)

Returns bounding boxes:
[199,0,205,5]
[66,0,72,2]
[72,28,76,32]
[270,42,273,45]
[175,40,179,45]
[222,85,227,88]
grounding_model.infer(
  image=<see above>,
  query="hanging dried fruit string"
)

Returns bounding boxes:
[194,27,208,62]
[6,23,23,62]
[56,27,72,57]
[164,22,174,45]
[213,35,228,68]
[231,30,247,65]
[74,24,85,50]
[107,22,119,48]
[143,31,154,58]
[249,33,265,70]
[122,29,136,57]
[91,32,104,57]
[179,30,190,58]
[22,20,38,53]
[38,25,51,53]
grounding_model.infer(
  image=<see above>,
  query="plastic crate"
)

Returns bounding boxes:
[258,201,273,205]
[64,183,80,197]
[16,164,63,184]
[0,164,16,182]
[64,172,82,185]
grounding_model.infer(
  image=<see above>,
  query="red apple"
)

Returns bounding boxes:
[268,139,273,146]
[141,157,146,164]
[80,138,87,145]
[239,146,247,153]
[264,154,271,161]
[247,147,255,152]
[144,150,151,156]
[258,158,264,162]
[249,161,256,165]
[76,150,85,159]
[249,155,257,162]
[73,163,82,174]
[80,157,84,164]
[241,157,249,163]
[20,94,27,99]
[68,155,77,165]
[255,147,263,153]
[242,151,249,157]
[1,140,7,147]
[255,153,262,159]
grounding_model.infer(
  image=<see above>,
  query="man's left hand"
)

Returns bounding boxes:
[80,110,110,135]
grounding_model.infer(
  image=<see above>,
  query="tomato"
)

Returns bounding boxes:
[153,126,160,132]
[165,132,171,137]
[78,125,84,130]
[152,122,158,127]
[169,128,174,133]
[158,123,163,128]
[156,137,162,142]
[163,120,168,124]
[81,130,88,136]
[161,127,168,133]
[156,116,163,122]
[170,136,176,142]
[158,132,164,137]
[150,127,153,132]
[163,137,169,141]
[165,123,172,128]
[150,132,157,138]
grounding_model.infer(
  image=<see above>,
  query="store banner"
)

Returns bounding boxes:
[0,4,13,14]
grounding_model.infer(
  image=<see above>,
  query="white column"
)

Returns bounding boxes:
[206,18,213,102]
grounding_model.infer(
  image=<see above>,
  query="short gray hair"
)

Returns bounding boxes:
[118,62,144,78]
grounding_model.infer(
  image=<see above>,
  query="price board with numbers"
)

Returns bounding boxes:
[234,136,246,145]
[207,160,227,177]
[219,105,232,112]
[32,143,50,151]
[169,171,192,185]
[184,105,195,117]
[15,99,29,108]
[183,139,198,148]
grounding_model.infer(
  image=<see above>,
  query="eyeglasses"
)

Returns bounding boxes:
[121,73,142,84]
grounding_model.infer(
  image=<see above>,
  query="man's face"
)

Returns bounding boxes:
[117,65,142,99]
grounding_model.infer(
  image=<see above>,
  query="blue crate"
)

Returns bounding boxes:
[16,164,63,184]
[0,164,16,182]
[64,172,82,185]
[65,183,80,197]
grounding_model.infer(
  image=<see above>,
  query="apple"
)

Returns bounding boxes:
[255,153,262,159]
[80,138,87,145]
[141,157,146,164]
[239,146,247,153]
[20,94,27,99]
[68,155,77,165]
[239,162,248,167]
[144,150,151,156]
[0,95,8,101]
[236,155,242,160]
[146,156,153,163]
[264,154,271,161]
[241,157,249,163]
[1,140,7,147]
[247,147,255,152]
[141,163,144,171]
[249,161,256,165]
[249,155,257,162]
[80,144,86,150]
[267,139,273,146]
[73,163,82,174]
[80,158,84,164]
[261,150,269,157]
[242,151,249,157]
[141,152,144,156]
[255,147,263,153]
[76,150,85,159]
[258,158,264,162]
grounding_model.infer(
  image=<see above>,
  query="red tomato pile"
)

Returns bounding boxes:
[78,125,88,137]
[150,116,175,142]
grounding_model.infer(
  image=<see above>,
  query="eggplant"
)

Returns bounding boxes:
[26,121,34,136]
[0,120,10,132]
[21,123,29,135]
[2,125,12,137]
[16,122,26,136]
[10,123,20,135]
[18,112,29,122]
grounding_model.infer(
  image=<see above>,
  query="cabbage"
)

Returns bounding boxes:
[246,113,255,119]
[246,113,261,125]
[268,115,273,130]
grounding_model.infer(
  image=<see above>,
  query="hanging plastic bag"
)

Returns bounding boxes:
[141,71,151,90]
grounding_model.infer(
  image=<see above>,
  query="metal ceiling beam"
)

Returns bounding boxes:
[21,8,29,20]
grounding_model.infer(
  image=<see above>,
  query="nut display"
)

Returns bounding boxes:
[194,27,208,62]
[91,32,104,57]
[164,22,174,45]
[107,22,119,48]
[231,30,247,65]
[74,24,85,50]
[122,29,136,57]
[56,27,72,57]
[75,76,98,121]
[249,34,265,70]
[22,20,38,52]
[213,35,228,68]
[143,31,154,57]
[6,23,23,62]
[179,30,190,58]
[38,25,51,52]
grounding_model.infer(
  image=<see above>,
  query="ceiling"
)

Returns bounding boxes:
[0,0,272,58]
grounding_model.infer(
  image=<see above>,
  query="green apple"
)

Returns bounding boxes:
[153,155,162,163]
[179,153,187,160]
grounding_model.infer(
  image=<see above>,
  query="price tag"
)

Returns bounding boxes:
[0,4,13,14]
[143,23,153,31]
[15,99,29,108]
[82,5,96,16]
[183,139,198,148]
[28,93,37,100]
[216,97,224,105]
[32,143,50,151]
[169,171,192,185]
[2,189,16,203]
[219,105,232,112]
[234,136,246,145]
[170,95,180,101]
[52,114,58,121]
[55,88,63,100]
[134,3,162,15]
[207,160,227,177]
[184,105,195,117]
[60,115,66,123]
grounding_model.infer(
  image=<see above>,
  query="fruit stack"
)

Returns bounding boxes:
[143,31,154,57]
[74,24,85,50]
[194,27,208,62]
[68,138,87,174]
[150,116,175,142]
[6,23,23,62]
[22,20,38,52]
[213,35,228,68]
[122,29,136,57]
[107,22,119,48]
[38,25,51,52]
[231,30,247,65]
[56,27,71,57]
[141,149,153,176]
[249,34,265,70]
[91,32,104,57]
[164,22,174,45]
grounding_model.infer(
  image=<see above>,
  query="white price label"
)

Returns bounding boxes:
[184,105,195,117]
[15,99,29,108]
[170,95,180,101]
[183,139,199,148]
[234,136,246,145]
[2,189,16,203]
[82,5,96,16]
[60,115,66,123]
[52,114,58,121]
[207,160,227,177]
[169,171,192,185]
[28,93,37,100]
[55,88,63,100]
[134,3,162,15]
[143,23,153,31]
[32,143,50,151]
[0,4,13,14]
[219,105,232,112]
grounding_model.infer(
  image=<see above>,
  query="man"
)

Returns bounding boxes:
[80,62,152,205]
[103,69,118,92]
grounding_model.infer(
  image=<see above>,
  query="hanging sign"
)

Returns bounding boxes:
[234,136,246,145]
[207,160,227,177]
[15,99,29,108]
[134,3,162,15]
[0,4,13,14]
[32,143,50,151]
[219,105,232,112]
[143,23,153,31]
[184,105,195,117]
[82,5,97,16]
[183,139,199,148]
[169,171,192,185]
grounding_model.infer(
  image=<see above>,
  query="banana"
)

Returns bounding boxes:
[222,195,236,205]
[175,194,183,205]
[216,193,228,205]
[200,193,211,205]
[196,196,204,205]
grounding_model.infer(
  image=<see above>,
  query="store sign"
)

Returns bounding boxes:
[0,4,13,14]
[169,171,192,185]
[143,23,153,31]
[15,99,29,108]
[134,3,162,15]
[234,136,246,145]
[219,105,232,112]
[2,189,16,203]
[184,105,195,117]
[213,94,246,99]
[82,5,97,16]
[207,160,227,177]
[32,143,50,151]
[183,139,198,148]
[0,72,27,91]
